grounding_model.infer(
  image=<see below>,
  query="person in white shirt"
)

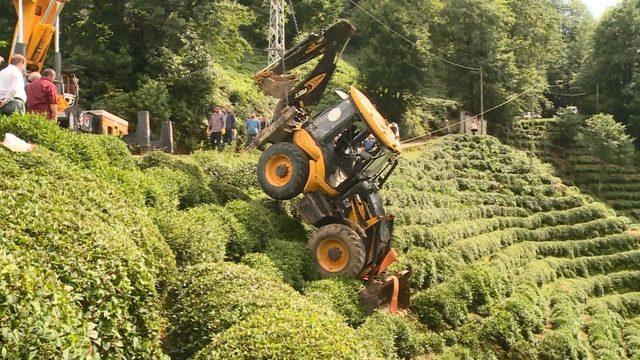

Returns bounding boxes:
[0,55,27,116]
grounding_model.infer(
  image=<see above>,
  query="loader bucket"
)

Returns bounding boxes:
[359,270,411,315]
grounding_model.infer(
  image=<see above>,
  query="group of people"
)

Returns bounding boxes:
[207,106,268,150]
[0,54,60,121]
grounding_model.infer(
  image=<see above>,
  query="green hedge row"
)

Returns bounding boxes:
[395,204,615,252]
[164,262,299,358]
[535,233,640,258]
[624,318,640,359]
[585,304,627,359]
[391,205,529,228]
[0,147,170,358]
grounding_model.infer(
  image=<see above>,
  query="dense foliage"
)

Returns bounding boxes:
[510,116,640,221]
[3,0,632,146]
[3,113,640,358]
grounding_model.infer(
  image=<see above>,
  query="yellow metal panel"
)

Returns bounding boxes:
[349,86,401,153]
[12,0,64,72]
[293,130,339,197]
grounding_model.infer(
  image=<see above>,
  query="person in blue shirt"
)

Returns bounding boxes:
[363,134,377,152]
[245,112,261,147]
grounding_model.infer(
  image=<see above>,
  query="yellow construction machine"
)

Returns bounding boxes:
[9,0,127,135]
[254,20,410,314]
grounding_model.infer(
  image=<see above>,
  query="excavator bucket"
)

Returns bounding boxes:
[359,270,411,315]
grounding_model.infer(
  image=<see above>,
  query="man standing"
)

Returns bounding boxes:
[0,55,27,116]
[27,68,59,121]
[245,112,261,147]
[208,106,225,150]
[223,105,237,146]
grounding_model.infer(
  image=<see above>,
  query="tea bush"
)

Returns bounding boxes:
[155,205,229,267]
[0,147,170,358]
[303,278,365,326]
[194,299,381,360]
[164,262,298,359]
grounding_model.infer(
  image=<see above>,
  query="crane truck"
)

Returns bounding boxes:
[8,0,128,136]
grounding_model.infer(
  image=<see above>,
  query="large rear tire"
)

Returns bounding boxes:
[257,142,310,200]
[308,224,366,278]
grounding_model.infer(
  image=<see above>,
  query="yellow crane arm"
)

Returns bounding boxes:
[11,0,66,73]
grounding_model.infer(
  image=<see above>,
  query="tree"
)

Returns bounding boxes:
[58,0,255,151]
[429,0,519,129]
[547,0,595,112]
[351,0,441,119]
[577,0,640,136]
[578,114,635,192]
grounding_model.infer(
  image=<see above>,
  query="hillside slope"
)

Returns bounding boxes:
[388,135,640,358]
[1,114,639,359]
[509,117,640,222]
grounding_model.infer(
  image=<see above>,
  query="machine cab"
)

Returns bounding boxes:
[304,86,401,193]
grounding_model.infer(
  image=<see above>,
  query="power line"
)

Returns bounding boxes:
[400,81,574,146]
[401,86,537,144]
[348,0,480,72]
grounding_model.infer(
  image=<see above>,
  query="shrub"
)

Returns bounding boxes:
[240,252,284,281]
[0,148,170,358]
[225,200,279,248]
[0,243,94,359]
[264,239,318,289]
[357,311,444,359]
[226,199,307,245]
[164,262,298,359]
[537,330,589,360]
[191,149,259,190]
[0,113,135,170]
[303,278,365,326]
[194,299,380,360]
[155,205,228,267]
[139,151,217,208]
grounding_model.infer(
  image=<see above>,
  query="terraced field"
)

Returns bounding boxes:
[509,118,640,222]
[386,135,640,358]
[3,114,640,358]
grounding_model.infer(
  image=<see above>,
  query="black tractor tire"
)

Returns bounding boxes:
[257,142,310,200]
[308,224,366,278]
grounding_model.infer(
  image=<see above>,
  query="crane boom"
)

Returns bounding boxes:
[10,0,66,73]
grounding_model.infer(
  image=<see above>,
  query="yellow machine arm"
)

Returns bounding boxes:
[10,0,66,73]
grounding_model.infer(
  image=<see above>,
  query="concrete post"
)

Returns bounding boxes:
[160,120,174,154]
[137,111,151,154]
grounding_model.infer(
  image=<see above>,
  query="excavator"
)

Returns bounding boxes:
[8,0,128,136]
[254,20,410,314]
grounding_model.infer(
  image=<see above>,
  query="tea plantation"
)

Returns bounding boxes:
[1,114,639,359]
[509,117,640,222]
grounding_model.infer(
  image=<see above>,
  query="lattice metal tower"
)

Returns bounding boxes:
[268,0,286,65]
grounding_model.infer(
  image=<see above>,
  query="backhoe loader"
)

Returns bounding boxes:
[254,20,410,313]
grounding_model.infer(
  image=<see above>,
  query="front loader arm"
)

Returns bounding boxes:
[255,20,356,110]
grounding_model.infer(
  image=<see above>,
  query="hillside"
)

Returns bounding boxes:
[509,117,640,222]
[1,114,640,358]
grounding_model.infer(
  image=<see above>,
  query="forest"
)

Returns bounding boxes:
[1,0,639,150]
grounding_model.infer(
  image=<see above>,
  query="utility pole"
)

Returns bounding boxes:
[268,0,286,65]
[480,65,484,121]
[596,83,600,113]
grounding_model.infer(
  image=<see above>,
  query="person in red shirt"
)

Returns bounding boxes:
[26,68,58,121]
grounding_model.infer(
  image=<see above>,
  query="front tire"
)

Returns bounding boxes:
[257,142,310,200]
[308,224,366,278]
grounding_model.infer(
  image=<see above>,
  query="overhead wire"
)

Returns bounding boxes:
[400,81,574,147]
[348,0,480,71]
